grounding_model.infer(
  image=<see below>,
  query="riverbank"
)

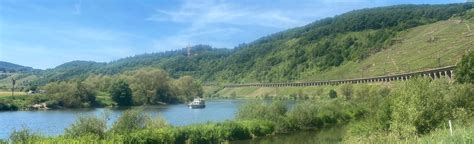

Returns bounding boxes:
[2,78,473,143]
[0,92,114,111]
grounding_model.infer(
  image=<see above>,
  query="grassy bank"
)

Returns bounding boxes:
[212,83,390,99]
[2,78,472,143]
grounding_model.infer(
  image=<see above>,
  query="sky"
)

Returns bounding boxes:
[0,0,466,69]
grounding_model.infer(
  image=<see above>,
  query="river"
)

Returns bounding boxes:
[0,99,301,140]
[0,99,344,143]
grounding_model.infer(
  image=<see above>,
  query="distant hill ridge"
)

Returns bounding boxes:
[0,61,36,73]
[16,3,474,84]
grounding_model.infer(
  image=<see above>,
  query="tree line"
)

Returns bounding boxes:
[37,68,203,108]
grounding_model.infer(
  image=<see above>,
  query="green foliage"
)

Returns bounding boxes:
[125,68,176,104]
[238,120,275,137]
[111,109,150,134]
[145,115,169,129]
[29,4,474,84]
[345,78,474,142]
[328,89,337,98]
[340,84,353,100]
[43,81,96,108]
[456,50,474,84]
[390,78,452,137]
[9,128,41,143]
[286,102,321,130]
[109,79,133,106]
[0,102,18,111]
[173,76,203,102]
[64,115,107,138]
[236,101,287,121]
[123,128,183,144]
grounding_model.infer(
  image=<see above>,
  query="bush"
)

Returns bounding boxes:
[111,109,150,134]
[43,81,97,108]
[455,51,473,84]
[0,102,18,111]
[329,89,337,99]
[340,84,353,100]
[236,101,287,122]
[124,128,183,144]
[389,78,452,137]
[9,128,41,143]
[145,115,169,129]
[109,79,133,106]
[64,115,107,138]
[238,120,275,137]
[287,102,321,130]
[182,121,252,143]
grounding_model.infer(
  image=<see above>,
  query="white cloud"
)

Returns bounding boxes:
[147,0,306,29]
[146,0,321,51]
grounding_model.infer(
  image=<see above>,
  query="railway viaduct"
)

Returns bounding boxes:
[224,66,456,88]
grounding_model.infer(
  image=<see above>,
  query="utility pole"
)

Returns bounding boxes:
[11,78,16,98]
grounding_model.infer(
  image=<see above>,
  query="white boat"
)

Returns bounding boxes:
[188,98,205,109]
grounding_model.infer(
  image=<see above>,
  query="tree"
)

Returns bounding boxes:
[109,79,133,106]
[340,84,353,100]
[43,81,96,108]
[329,89,338,99]
[456,51,473,84]
[126,68,174,104]
[174,76,203,102]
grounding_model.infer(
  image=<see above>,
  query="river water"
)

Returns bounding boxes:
[0,99,302,140]
[0,99,342,143]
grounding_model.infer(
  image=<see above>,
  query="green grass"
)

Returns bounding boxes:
[299,18,474,81]
[215,83,394,99]
[95,92,115,107]
[0,91,27,97]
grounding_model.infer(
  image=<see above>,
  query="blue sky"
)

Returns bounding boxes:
[0,0,465,69]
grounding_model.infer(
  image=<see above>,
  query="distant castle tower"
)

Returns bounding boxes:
[187,44,191,58]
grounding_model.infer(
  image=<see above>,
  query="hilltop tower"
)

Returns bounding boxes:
[187,44,191,58]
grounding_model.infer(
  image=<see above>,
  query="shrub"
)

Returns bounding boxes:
[0,102,18,111]
[455,50,473,84]
[9,128,41,143]
[145,115,169,129]
[287,102,321,130]
[238,120,275,137]
[236,101,286,122]
[109,79,133,106]
[389,78,452,137]
[340,84,353,100]
[329,89,337,99]
[124,128,183,144]
[43,81,97,108]
[111,109,150,134]
[64,115,107,138]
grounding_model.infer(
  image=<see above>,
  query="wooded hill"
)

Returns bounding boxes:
[18,3,474,85]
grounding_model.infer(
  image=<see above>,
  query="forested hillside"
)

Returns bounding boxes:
[0,61,36,73]
[33,3,474,85]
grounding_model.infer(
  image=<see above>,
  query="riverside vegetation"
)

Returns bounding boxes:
[3,51,468,143]
[2,77,473,143]
[0,68,203,110]
[3,50,474,143]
